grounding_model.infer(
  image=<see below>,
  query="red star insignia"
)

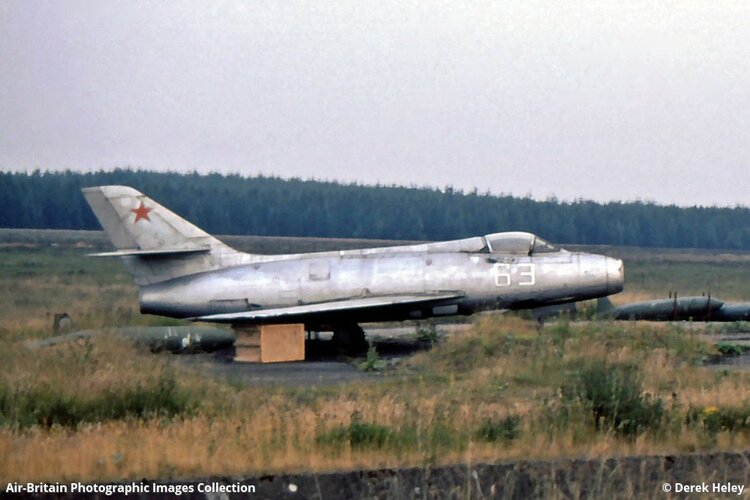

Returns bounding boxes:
[131,202,152,223]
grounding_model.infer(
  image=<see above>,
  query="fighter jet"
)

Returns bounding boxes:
[82,185,624,350]
[597,295,750,322]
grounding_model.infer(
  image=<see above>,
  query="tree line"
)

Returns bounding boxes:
[1,169,749,250]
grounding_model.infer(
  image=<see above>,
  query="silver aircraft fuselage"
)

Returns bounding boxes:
[141,245,624,328]
[82,185,624,331]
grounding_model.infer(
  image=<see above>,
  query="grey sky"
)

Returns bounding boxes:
[1,1,748,206]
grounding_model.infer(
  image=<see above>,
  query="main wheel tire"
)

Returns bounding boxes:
[331,324,368,355]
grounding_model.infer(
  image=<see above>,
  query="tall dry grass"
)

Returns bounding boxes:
[5,315,750,482]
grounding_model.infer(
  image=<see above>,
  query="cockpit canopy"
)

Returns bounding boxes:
[349,231,561,256]
[484,232,560,255]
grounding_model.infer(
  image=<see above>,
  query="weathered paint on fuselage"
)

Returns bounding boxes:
[141,249,622,327]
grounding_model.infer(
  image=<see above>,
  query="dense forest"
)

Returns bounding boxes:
[1,169,749,250]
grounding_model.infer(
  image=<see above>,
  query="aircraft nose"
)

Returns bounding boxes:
[606,257,624,294]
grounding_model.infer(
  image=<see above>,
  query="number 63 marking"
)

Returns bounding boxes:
[493,263,536,287]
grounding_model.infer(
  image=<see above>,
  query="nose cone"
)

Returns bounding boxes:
[606,257,624,295]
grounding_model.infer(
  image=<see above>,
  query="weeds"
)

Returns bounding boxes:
[317,413,395,449]
[686,404,750,434]
[561,359,664,436]
[358,343,387,372]
[716,343,750,356]
[473,416,521,442]
[0,367,196,430]
[416,322,441,344]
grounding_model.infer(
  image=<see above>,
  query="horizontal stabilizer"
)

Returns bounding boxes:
[192,292,464,323]
[89,247,211,257]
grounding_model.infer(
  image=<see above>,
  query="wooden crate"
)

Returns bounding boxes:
[233,324,305,363]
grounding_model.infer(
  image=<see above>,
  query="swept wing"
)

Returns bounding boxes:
[193,292,464,323]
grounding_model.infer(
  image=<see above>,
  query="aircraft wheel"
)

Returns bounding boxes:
[331,324,368,355]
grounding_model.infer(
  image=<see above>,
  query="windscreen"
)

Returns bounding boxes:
[531,237,559,254]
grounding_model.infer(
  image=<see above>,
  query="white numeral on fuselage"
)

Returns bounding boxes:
[494,263,511,286]
[493,263,536,287]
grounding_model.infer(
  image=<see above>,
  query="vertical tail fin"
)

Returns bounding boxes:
[82,185,242,285]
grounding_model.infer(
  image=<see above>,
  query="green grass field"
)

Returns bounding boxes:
[3,229,750,483]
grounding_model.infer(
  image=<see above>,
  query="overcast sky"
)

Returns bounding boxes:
[1,1,748,206]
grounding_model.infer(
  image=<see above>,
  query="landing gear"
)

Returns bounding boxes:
[331,323,368,355]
